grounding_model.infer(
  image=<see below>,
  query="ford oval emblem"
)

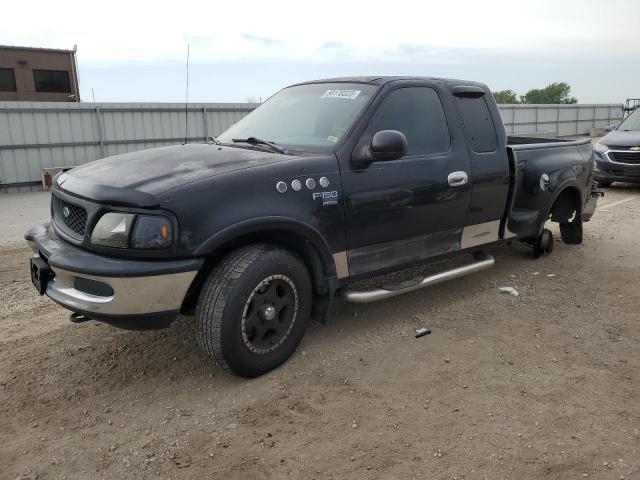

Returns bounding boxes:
[62,206,70,218]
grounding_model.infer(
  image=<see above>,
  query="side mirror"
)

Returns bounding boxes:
[367,130,408,162]
[604,125,617,132]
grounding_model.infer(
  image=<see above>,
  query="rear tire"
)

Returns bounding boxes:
[195,244,312,378]
[560,220,583,245]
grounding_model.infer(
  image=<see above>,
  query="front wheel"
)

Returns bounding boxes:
[195,244,312,378]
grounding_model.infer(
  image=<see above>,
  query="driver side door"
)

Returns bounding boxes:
[341,84,472,278]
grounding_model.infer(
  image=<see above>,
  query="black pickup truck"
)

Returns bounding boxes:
[26,76,600,377]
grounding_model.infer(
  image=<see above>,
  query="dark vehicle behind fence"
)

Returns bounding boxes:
[26,76,600,377]
[594,108,640,186]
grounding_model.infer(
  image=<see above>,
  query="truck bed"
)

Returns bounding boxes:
[505,135,594,241]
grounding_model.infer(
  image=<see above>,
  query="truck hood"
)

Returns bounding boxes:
[56,144,292,206]
[601,130,640,148]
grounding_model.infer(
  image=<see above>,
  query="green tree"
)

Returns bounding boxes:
[492,90,519,104]
[520,82,577,104]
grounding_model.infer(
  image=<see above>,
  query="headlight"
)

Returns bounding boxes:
[91,213,135,248]
[91,213,173,249]
[595,142,609,153]
[131,215,173,249]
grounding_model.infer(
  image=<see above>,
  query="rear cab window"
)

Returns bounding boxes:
[457,96,498,152]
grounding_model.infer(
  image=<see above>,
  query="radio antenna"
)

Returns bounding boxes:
[184,44,190,144]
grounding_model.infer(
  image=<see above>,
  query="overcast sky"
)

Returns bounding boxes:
[4,0,639,103]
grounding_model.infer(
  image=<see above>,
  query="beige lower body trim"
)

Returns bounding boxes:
[333,251,349,279]
[460,220,501,249]
[504,226,519,239]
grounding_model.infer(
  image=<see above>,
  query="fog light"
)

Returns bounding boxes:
[73,277,114,297]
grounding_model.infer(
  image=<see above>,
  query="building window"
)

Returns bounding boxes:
[33,69,71,93]
[0,68,17,92]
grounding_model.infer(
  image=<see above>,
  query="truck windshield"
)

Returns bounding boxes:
[217,83,377,152]
[618,109,640,131]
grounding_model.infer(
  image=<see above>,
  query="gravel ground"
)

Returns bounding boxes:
[1,185,639,480]
[0,190,51,245]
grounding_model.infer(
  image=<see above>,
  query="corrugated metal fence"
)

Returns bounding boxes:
[498,103,623,137]
[0,102,257,188]
[0,101,624,189]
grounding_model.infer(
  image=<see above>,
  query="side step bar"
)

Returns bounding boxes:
[340,253,495,304]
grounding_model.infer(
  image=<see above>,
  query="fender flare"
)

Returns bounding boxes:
[192,216,338,279]
[539,179,584,235]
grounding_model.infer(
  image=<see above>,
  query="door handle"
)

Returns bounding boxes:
[448,171,468,187]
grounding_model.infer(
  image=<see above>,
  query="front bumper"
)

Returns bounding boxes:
[26,223,202,329]
[594,151,640,183]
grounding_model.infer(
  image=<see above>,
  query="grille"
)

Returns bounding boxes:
[608,151,640,165]
[58,201,88,236]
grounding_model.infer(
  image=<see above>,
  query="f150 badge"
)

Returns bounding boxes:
[313,190,338,206]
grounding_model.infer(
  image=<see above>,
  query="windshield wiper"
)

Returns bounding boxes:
[231,137,289,155]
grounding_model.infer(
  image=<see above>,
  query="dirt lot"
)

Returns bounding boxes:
[1,186,640,480]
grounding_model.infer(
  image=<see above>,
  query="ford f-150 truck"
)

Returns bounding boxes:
[26,76,600,377]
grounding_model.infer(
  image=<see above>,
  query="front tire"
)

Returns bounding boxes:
[195,244,312,378]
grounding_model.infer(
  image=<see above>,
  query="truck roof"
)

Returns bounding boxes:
[291,76,486,88]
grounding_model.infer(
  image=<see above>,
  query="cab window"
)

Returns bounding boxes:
[368,87,451,156]
[457,96,498,152]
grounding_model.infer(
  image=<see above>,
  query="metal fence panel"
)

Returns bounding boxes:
[0,101,624,188]
[0,102,256,187]
[497,104,623,137]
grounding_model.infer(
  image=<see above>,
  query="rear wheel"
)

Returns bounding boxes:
[195,244,312,378]
[560,220,583,245]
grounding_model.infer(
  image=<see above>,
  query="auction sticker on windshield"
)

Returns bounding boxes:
[322,89,361,100]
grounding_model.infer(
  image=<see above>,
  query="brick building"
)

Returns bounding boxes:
[0,45,80,102]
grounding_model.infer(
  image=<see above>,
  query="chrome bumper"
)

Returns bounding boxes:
[37,259,197,316]
[26,224,201,319]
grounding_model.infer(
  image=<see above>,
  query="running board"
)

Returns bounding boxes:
[340,253,495,304]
